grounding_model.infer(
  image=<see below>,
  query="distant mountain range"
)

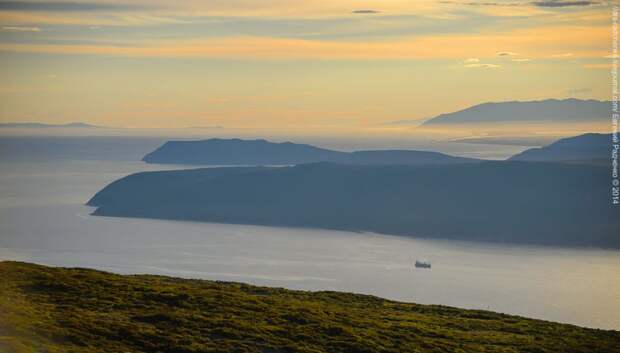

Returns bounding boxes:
[417,99,609,126]
[143,132,612,166]
[89,161,619,248]
[143,138,479,166]
[0,122,101,128]
[510,133,612,163]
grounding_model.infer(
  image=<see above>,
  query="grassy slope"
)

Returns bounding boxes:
[1,262,618,353]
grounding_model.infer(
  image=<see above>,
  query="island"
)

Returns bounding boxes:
[2,261,618,352]
[509,133,611,163]
[142,138,480,166]
[88,160,619,248]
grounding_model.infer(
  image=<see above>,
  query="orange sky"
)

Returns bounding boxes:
[0,0,613,131]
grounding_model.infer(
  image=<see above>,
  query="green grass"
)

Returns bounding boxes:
[1,261,618,353]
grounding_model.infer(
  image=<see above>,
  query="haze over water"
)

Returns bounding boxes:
[0,136,619,330]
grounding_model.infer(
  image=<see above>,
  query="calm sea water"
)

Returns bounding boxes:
[0,136,618,330]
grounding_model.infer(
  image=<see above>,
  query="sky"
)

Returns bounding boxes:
[0,0,614,132]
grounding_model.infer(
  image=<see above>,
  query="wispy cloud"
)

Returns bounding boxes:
[352,10,381,14]
[497,51,517,56]
[0,24,607,60]
[464,63,501,68]
[0,1,150,12]
[463,57,500,68]
[1,25,40,31]
[442,0,598,8]
[532,1,598,7]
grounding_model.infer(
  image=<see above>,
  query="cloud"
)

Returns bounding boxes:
[439,1,521,7]
[352,10,381,14]
[497,51,517,56]
[1,25,40,32]
[0,1,432,19]
[442,0,598,7]
[511,58,531,61]
[552,52,574,57]
[0,1,150,12]
[531,1,598,7]
[0,24,607,60]
[464,58,480,63]
[464,63,501,68]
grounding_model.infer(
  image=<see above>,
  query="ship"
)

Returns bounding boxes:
[415,260,431,269]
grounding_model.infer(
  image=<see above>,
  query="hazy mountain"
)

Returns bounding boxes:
[509,133,612,162]
[347,150,475,165]
[88,162,619,248]
[142,138,479,165]
[0,122,101,128]
[420,99,609,126]
[143,139,346,165]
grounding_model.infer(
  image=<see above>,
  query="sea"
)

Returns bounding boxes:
[0,134,618,330]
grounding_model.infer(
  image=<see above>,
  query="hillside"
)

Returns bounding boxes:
[88,162,619,248]
[421,99,609,126]
[509,133,611,163]
[1,261,618,353]
[142,138,479,165]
